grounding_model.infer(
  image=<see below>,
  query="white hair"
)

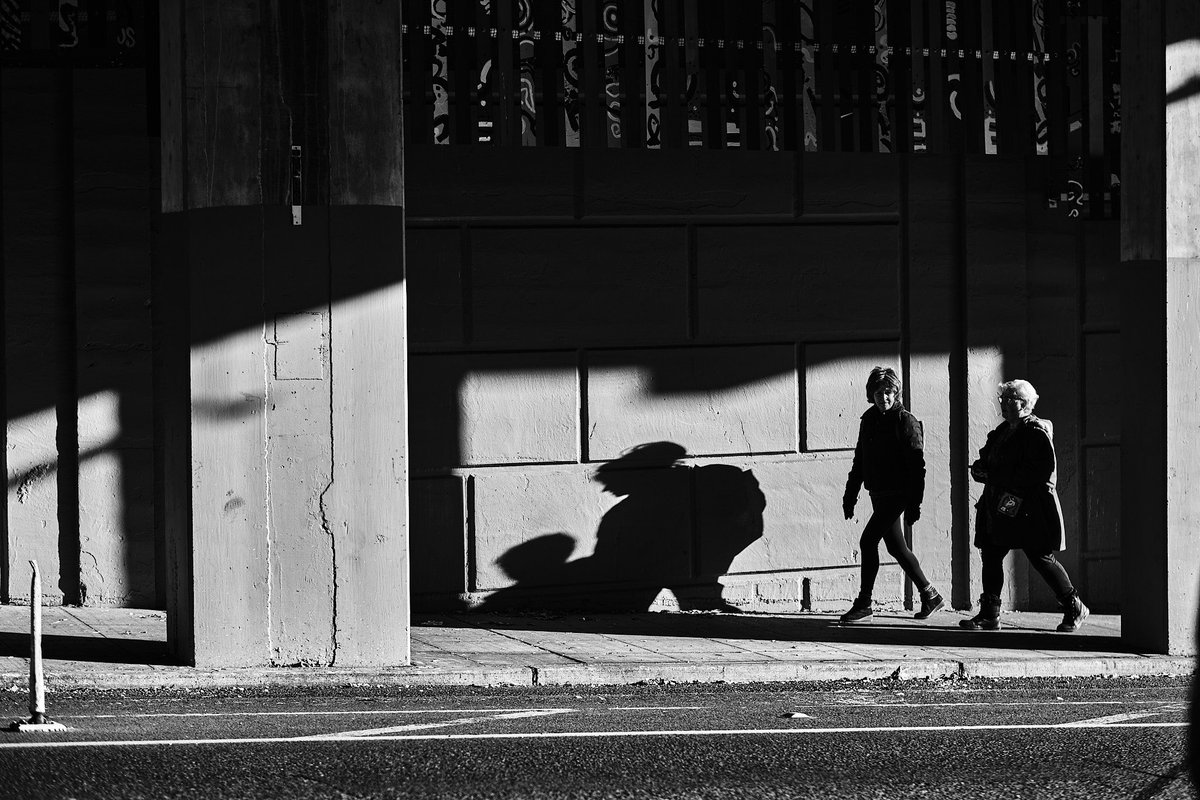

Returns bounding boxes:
[998,379,1039,409]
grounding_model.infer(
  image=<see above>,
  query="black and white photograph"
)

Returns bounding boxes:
[0,1,1196,797]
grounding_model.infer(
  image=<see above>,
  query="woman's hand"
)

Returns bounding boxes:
[970,463,988,483]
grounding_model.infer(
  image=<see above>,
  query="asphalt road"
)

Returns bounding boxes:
[0,677,1193,799]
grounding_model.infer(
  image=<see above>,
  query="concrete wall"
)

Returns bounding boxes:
[2,67,157,608]
[406,146,1122,614]
[2,105,1121,616]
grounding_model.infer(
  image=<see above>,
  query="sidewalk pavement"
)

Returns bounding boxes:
[0,605,1193,692]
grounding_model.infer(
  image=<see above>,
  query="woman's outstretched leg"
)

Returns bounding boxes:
[879,512,928,588]
[1024,549,1090,632]
[876,501,944,618]
[842,496,904,624]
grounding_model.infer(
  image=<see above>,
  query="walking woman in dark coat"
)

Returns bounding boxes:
[961,379,1089,632]
[840,366,944,624]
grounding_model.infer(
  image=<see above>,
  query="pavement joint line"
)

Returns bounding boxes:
[690,635,796,661]
[58,608,110,638]
[470,629,590,667]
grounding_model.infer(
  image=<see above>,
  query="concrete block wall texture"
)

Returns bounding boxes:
[455,456,873,613]
[805,343,901,450]
[696,225,899,340]
[406,148,1123,616]
[410,353,580,467]
[586,348,797,457]
[471,228,689,346]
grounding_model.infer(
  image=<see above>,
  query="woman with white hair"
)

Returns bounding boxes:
[962,379,1089,632]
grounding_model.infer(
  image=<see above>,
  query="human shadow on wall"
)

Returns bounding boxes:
[478,442,765,613]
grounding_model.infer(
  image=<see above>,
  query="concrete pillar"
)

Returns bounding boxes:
[1119,0,1200,655]
[159,1,409,667]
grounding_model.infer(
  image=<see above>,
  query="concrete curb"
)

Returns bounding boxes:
[2,656,1191,692]
[530,660,962,686]
[961,656,1197,680]
[0,666,536,691]
[531,657,1194,686]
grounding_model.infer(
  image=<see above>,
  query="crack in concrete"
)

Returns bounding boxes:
[262,239,277,666]
[320,308,338,667]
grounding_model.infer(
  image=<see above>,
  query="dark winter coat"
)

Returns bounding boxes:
[843,403,926,518]
[971,414,1067,552]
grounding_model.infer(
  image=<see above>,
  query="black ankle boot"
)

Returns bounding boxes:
[839,595,873,624]
[959,593,1001,630]
[914,584,944,619]
[1057,591,1090,632]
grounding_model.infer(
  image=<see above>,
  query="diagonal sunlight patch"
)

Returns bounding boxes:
[7,391,123,493]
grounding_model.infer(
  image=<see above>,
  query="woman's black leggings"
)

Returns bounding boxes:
[859,495,930,597]
[981,546,1075,600]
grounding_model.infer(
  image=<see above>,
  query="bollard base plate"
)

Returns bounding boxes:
[8,719,67,733]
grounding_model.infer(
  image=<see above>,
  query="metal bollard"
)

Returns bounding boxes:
[8,561,66,733]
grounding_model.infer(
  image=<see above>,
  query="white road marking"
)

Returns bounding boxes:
[61,700,1181,719]
[299,709,574,739]
[607,706,707,711]
[0,721,1186,750]
[822,699,1178,709]
[59,705,704,720]
[1059,711,1162,727]
[60,707,573,720]
[1152,703,1189,713]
